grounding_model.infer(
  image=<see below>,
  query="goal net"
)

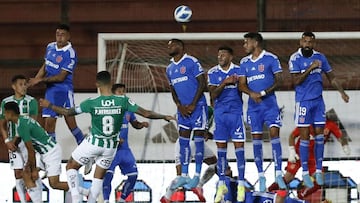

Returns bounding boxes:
[98,32,360,202]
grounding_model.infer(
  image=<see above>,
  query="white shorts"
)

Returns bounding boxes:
[40,144,62,177]
[71,138,116,170]
[9,140,27,170]
[174,139,215,165]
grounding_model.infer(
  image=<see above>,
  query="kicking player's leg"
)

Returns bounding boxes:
[87,146,116,203]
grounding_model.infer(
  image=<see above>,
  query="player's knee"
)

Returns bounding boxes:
[66,157,81,170]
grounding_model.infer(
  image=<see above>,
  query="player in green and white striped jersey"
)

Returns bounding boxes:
[0,75,38,203]
[40,71,175,203]
[3,101,76,202]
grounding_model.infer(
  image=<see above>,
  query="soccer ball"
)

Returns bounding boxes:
[174,5,192,23]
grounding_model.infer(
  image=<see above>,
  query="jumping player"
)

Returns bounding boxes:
[166,39,208,189]
[288,31,349,188]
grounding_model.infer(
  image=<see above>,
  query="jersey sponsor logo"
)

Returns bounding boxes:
[258,64,265,72]
[45,59,60,69]
[247,74,265,82]
[180,66,186,74]
[56,55,63,63]
[171,76,189,85]
[101,99,115,107]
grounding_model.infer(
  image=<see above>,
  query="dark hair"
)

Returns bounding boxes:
[96,71,112,85]
[302,32,316,39]
[244,32,263,46]
[4,101,20,115]
[111,83,126,93]
[57,23,70,32]
[11,75,27,83]
[218,46,233,55]
[169,38,184,48]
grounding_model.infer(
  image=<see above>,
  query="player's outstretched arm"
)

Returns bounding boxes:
[135,106,175,122]
[39,98,77,116]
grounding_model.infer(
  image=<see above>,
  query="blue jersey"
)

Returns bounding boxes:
[166,54,206,106]
[207,63,243,114]
[240,50,282,111]
[118,111,137,150]
[289,48,332,102]
[44,42,77,90]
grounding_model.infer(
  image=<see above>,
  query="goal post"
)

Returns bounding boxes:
[98,31,360,72]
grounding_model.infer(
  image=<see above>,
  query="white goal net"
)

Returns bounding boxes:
[98,32,360,202]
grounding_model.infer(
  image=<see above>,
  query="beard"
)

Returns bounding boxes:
[169,50,178,57]
[301,47,313,58]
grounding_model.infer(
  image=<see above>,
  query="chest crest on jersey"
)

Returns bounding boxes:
[180,66,186,74]
[56,55,63,63]
[258,64,265,72]
[125,114,130,121]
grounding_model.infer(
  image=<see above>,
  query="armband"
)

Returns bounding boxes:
[260,90,267,96]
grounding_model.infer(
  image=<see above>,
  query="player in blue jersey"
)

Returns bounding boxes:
[102,83,150,203]
[288,32,349,188]
[29,24,84,145]
[166,39,207,189]
[40,71,174,203]
[208,46,247,202]
[239,32,286,192]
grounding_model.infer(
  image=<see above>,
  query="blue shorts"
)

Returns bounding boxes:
[43,88,75,118]
[214,112,246,142]
[108,149,138,176]
[247,108,282,134]
[177,104,207,131]
[295,97,325,127]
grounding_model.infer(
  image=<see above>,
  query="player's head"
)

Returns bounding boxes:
[168,38,184,57]
[112,83,126,95]
[11,75,27,97]
[243,32,263,54]
[4,101,20,122]
[217,46,233,68]
[56,23,71,48]
[300,32,316,58]
[96,71,112,87]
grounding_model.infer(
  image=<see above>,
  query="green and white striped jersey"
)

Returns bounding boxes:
[77,94,138,148]
[0,95,38,139]
[16,116,56,154]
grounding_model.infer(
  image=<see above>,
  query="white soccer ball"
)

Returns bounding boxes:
[174,5,192,23]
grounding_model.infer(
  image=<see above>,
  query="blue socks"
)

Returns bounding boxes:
[217,148,227,181]
[179,136,190,175]
[253,138,263,173]
[194,135,204,175]
[71,127,84,145]
[271,137,282,171]
[315,134,324,170]
[235,147,245,181]
[300,139,310,172]
[102,171,114,201]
